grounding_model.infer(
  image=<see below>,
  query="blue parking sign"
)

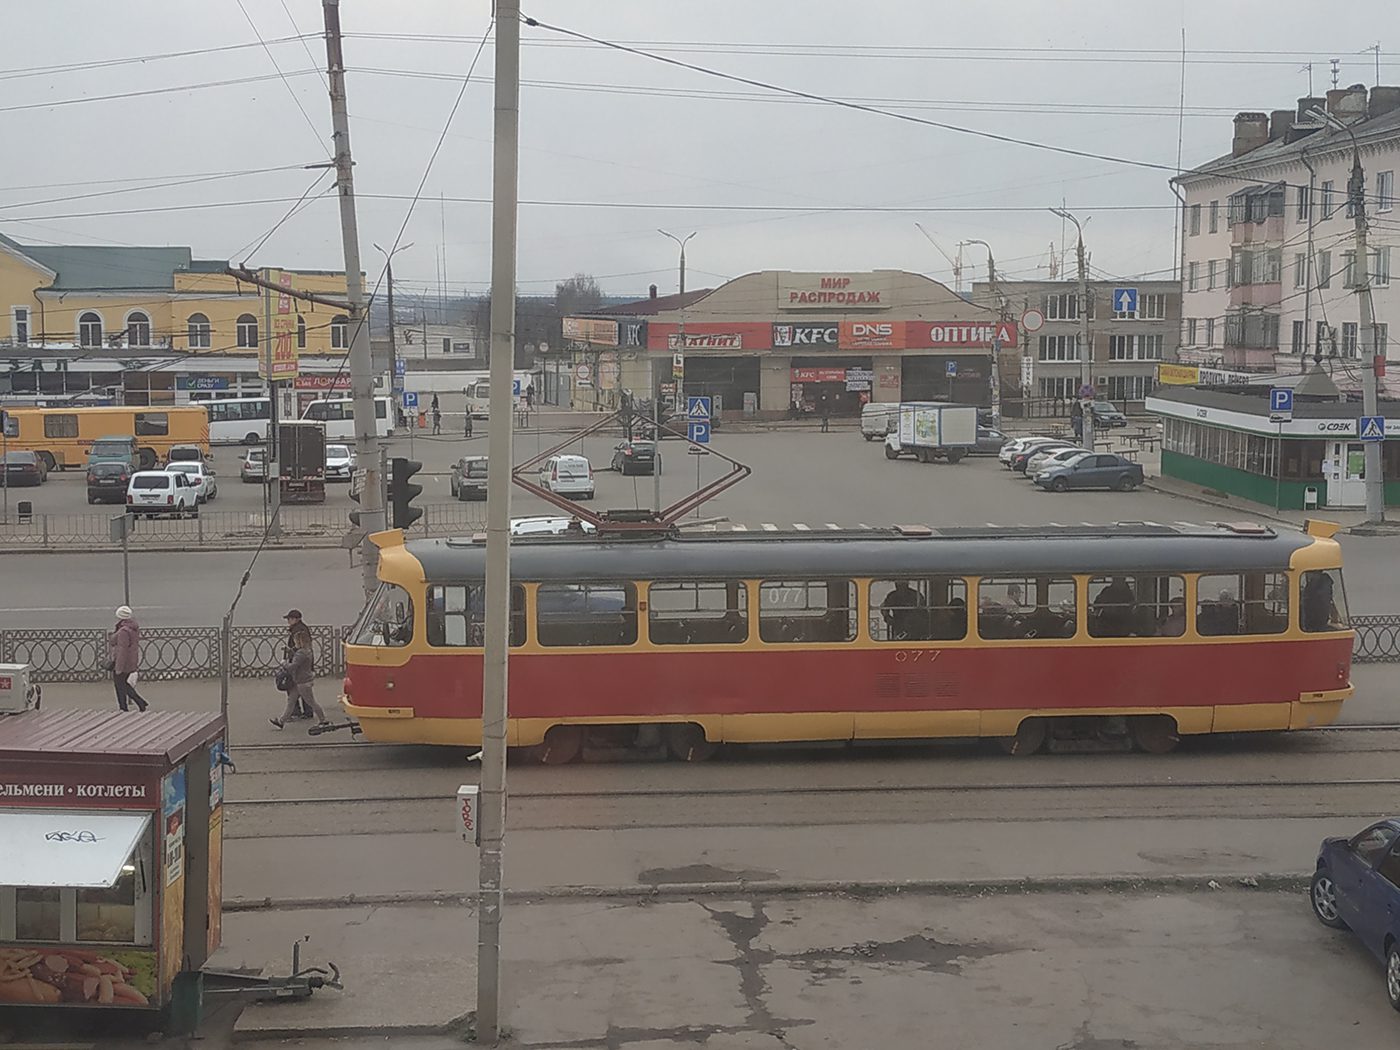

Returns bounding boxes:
[402,391,419,409]
[687,420,711,444]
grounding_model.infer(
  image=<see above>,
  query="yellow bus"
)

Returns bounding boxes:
[0,406,210,471]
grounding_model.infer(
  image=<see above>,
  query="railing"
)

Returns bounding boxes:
[4,617,1397,683]
[0,503,487,549]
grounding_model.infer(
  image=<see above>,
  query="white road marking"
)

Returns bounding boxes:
[761,523,778,531]
[793,523,810,531]
[730,523,747,531]
[825,523,840,530]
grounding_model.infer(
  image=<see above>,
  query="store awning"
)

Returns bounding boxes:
[0,810,152,888]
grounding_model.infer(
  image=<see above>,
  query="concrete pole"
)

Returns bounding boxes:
[1076,233,1095,453]
[477,0,520,1041]
[262,269,281,538]
[386,257,399,392]
[322,0,384,598]
[1350,150,1385,523]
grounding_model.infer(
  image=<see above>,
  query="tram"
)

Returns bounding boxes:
[339,520,1353,759]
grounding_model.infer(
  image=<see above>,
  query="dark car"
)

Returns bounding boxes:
[87,435,140,471]
[972,427,1006,455]
[1310,819,1400,1010]
[86,459,132,504]
[1090,400,1129,428]
[2,450,45,487]
[611,440,659,476]
[1033,452,1144,492]
[450,456,488,501]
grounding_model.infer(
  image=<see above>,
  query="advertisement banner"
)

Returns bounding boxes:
[0,945,157,1007]
[778,273,891,309]
[0,768,158,809]
[790,366,847,383]
[647,322,770,351]
[1157,363,1199,385]
[771,322,839,348]
[258,269,299,382]
[175,376,229,391]
[562,317,619,346]
[839,321,906,351]
[294,374,352,391]
[906,321,1018,349]
[668,332,742,350]
[159,768,187,997]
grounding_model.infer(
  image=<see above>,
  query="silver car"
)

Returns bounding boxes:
[1025,445,1091,476]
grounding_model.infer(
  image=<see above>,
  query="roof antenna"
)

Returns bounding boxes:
[1299,62,1313,96]
[1329,57,1341,90]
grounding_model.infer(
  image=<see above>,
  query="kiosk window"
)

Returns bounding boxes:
[426,584,525,647]
[869,577,967,641]
[759,580,856,643]
[537,583,638,647]
[1197,572,1288,636]
[648,581,748,645]
[76,860,138,944]
[15,887,61,941]
[352,583,414,646]
[977,576,1077,639]
[1088,575,1186,638]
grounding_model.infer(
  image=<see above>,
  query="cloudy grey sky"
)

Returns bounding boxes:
[3,1,1395,299]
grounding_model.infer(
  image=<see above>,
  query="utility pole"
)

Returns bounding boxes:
[658,230,695,295]
[478,0,520,1041]
[261,268,281,538]
[322,0,384,597]
[1051,208,1095,452]
[375,242,413,409]
[963,239,1002,423]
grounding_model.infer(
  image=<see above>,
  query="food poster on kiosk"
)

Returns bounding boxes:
[207,743,224,957]
[159,768,186,995]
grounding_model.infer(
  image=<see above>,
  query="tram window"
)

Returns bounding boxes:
[425,584,526,647]
[976,576,1077,640]
[648,581,747,645]
[869,578,967,642]
[1300,569,1348,633]
[352,583,414,646]
[1088,575,1186,638]
[758,580,856,644]
[1196,572,1288,636]
[537,582,638,647]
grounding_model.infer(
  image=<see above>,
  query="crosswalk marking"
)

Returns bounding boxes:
[730,523,747,531]
[825,523,841,530]
[761,523,778,531]
[857,523,870,529]
[793,522,810,531]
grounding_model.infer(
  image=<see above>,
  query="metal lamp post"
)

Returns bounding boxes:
[1049,208,1094,453]
[657,230,696,295]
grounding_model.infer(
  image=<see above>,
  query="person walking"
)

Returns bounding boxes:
[431,406,442,435]
[108,606,149,712]
[524,383,535,409]
[270,609,327,730]
[819,398,831,433]
[464,411,474,438]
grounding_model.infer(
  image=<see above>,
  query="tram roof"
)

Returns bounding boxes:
[403,523,1319,581]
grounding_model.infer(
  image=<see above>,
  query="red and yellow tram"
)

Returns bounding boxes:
[340,520,1353,758]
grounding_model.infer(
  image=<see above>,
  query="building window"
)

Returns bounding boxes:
[11,306,29,345]
[1317,250,1332,288]
[1043,292,1082,321]
[124,311,151,348]
[1321,180,1336,218]
[1108,335,1163,361]
[296,315,307,350]
[1343,250,1359,288]
[1292,319,1305,355]
[1207,260,1219,290]
[1188,261,1199,291]
[1208,200,1220,233]
[1380,170,1395,213]
[1038,376,1077,399]
[331,315,349,350]
[187,313,211,349]
[1204,317,1216,347]
[1372,246,1391,286]
[1141,293,1166,320]
[1186,318,1197,345]
[1296,184,1310,220]
[77,311,103,348]
[1317,321,1332,355]
[1189,203,1201,235]
[1293,253,1307,289]
[1263,249,1282,283]
[1106,375,1156,401]
[235,314,258,349]
[1342,322,1359,357]
[1037,334,1080,362]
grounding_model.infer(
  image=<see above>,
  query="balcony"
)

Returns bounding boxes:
[1232,216,1284,246]
[1228,282,1283,309]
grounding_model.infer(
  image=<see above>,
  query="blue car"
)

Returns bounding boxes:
[1311,819,1400,1010]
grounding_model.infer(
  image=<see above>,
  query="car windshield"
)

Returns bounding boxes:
[1063,452,1093,465]
[247,450,265,462]
[90,462,126,476]
[132,475,170,490]
[466,461,488,478]
[4,452,37,464]
[168,463,200,475]
[327,446,350,459]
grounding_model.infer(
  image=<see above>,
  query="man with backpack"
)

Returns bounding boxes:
[270,609,327,730]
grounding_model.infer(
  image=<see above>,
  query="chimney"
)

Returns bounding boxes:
[648,284,657,300]
[1268,109,1293,141]
[1369,85,1400,120]
[1231,112,1270,157]
[1297,96,1326,123]
[1328,84,1368,123]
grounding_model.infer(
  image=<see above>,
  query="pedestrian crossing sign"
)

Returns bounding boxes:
[687,396,712,420]
[1359,415,1386,441]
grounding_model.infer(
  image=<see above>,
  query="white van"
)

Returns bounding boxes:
[538,454,594,500]
[301,396,393,439]
[860,402,899,442]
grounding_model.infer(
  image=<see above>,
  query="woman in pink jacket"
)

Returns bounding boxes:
[108,606,150,712]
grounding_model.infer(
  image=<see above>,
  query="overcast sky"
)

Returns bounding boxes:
[3,1,1395,300]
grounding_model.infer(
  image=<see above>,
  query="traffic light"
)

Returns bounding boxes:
[389,457,423,529]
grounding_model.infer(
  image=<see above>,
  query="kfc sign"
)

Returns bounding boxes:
[839,321,906,350]
[777,272,891,310]
[909,321,1019,349]
[772,323,838,348]
[668,332,743,350]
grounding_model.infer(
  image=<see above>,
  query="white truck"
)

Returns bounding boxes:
[883,402,978,464]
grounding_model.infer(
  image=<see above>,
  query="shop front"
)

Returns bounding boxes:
[0,711,225,1018]
[789,358,874,416]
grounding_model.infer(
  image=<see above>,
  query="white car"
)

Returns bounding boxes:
[1025,446,1091,477]
[325,443,356,482]
[165,461,217,503]
[126,470,199,517]
[998,435,1062,467]
[510,515,598,537]
[538,454,594,500]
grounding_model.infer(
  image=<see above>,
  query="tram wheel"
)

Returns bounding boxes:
[1129,715,1180,754]
[997,717,1047,756]
[665,723,719,762]
[536,725,584,765]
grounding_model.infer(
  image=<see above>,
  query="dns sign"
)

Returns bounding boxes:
[457,784,480,846]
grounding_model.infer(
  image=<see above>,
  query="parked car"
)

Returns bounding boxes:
[998,435,1060,467]
[86,459,132,504]
[860,403,899,442]
[167,444,207,465]
[126,470,199,516]
[2,450,45,487]
[325,443,356,482]
[165,461,217,503]
[1010,441,1077,473]
[1033,452,1144,492]
[88,435,140,472]
[1309,819,1400,1010]
[510,515,598,537]
[538,454,594,500]
[1025,445,1092,476]
[240,448,268,483]
[1091,400,1129,428]
[972,427,1006,455]
[611,440,659,475]
[451,456,489,501]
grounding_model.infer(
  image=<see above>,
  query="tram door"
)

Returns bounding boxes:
[1325,441,1367,507]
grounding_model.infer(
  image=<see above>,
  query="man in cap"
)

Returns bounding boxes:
[270,609,327,730]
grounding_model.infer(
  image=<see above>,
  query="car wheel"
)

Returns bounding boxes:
[87,495,96,504]
[1051,477,1069,492]
[1388,943,1400,1011]
[884,445,898,460]
[1117,475,1137,492]
[1310,870,1348,929]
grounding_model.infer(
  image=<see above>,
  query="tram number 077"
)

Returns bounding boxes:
[893,650,941,664]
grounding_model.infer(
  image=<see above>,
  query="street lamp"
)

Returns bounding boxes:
[373,241,413,383]
[657,229,696,295]
[1049,208,1095,452]
[959,239,997,287]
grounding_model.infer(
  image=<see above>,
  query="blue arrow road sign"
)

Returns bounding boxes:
[1359,415,1387,441]
[1113,288,1138,314]
[402,391,419,409]
[687,420,711,444]
[687,396,712,420]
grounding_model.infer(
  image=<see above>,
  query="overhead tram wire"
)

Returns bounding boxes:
[235,0,327,147]
[0,163,317,213]
[0,70,323,114]
[0,35,319,81]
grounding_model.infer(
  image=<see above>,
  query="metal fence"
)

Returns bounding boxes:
[0,625,347,683]
[6,616,1399,683]
[0,503,487,549]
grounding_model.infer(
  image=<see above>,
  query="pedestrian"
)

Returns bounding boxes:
[464,411,474,438]
[431,393,440,413]
[270,609,327,730]
[431,406,442,435]
[524,383,535,409]
[107,606,149,712]
[819,398,831,433]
